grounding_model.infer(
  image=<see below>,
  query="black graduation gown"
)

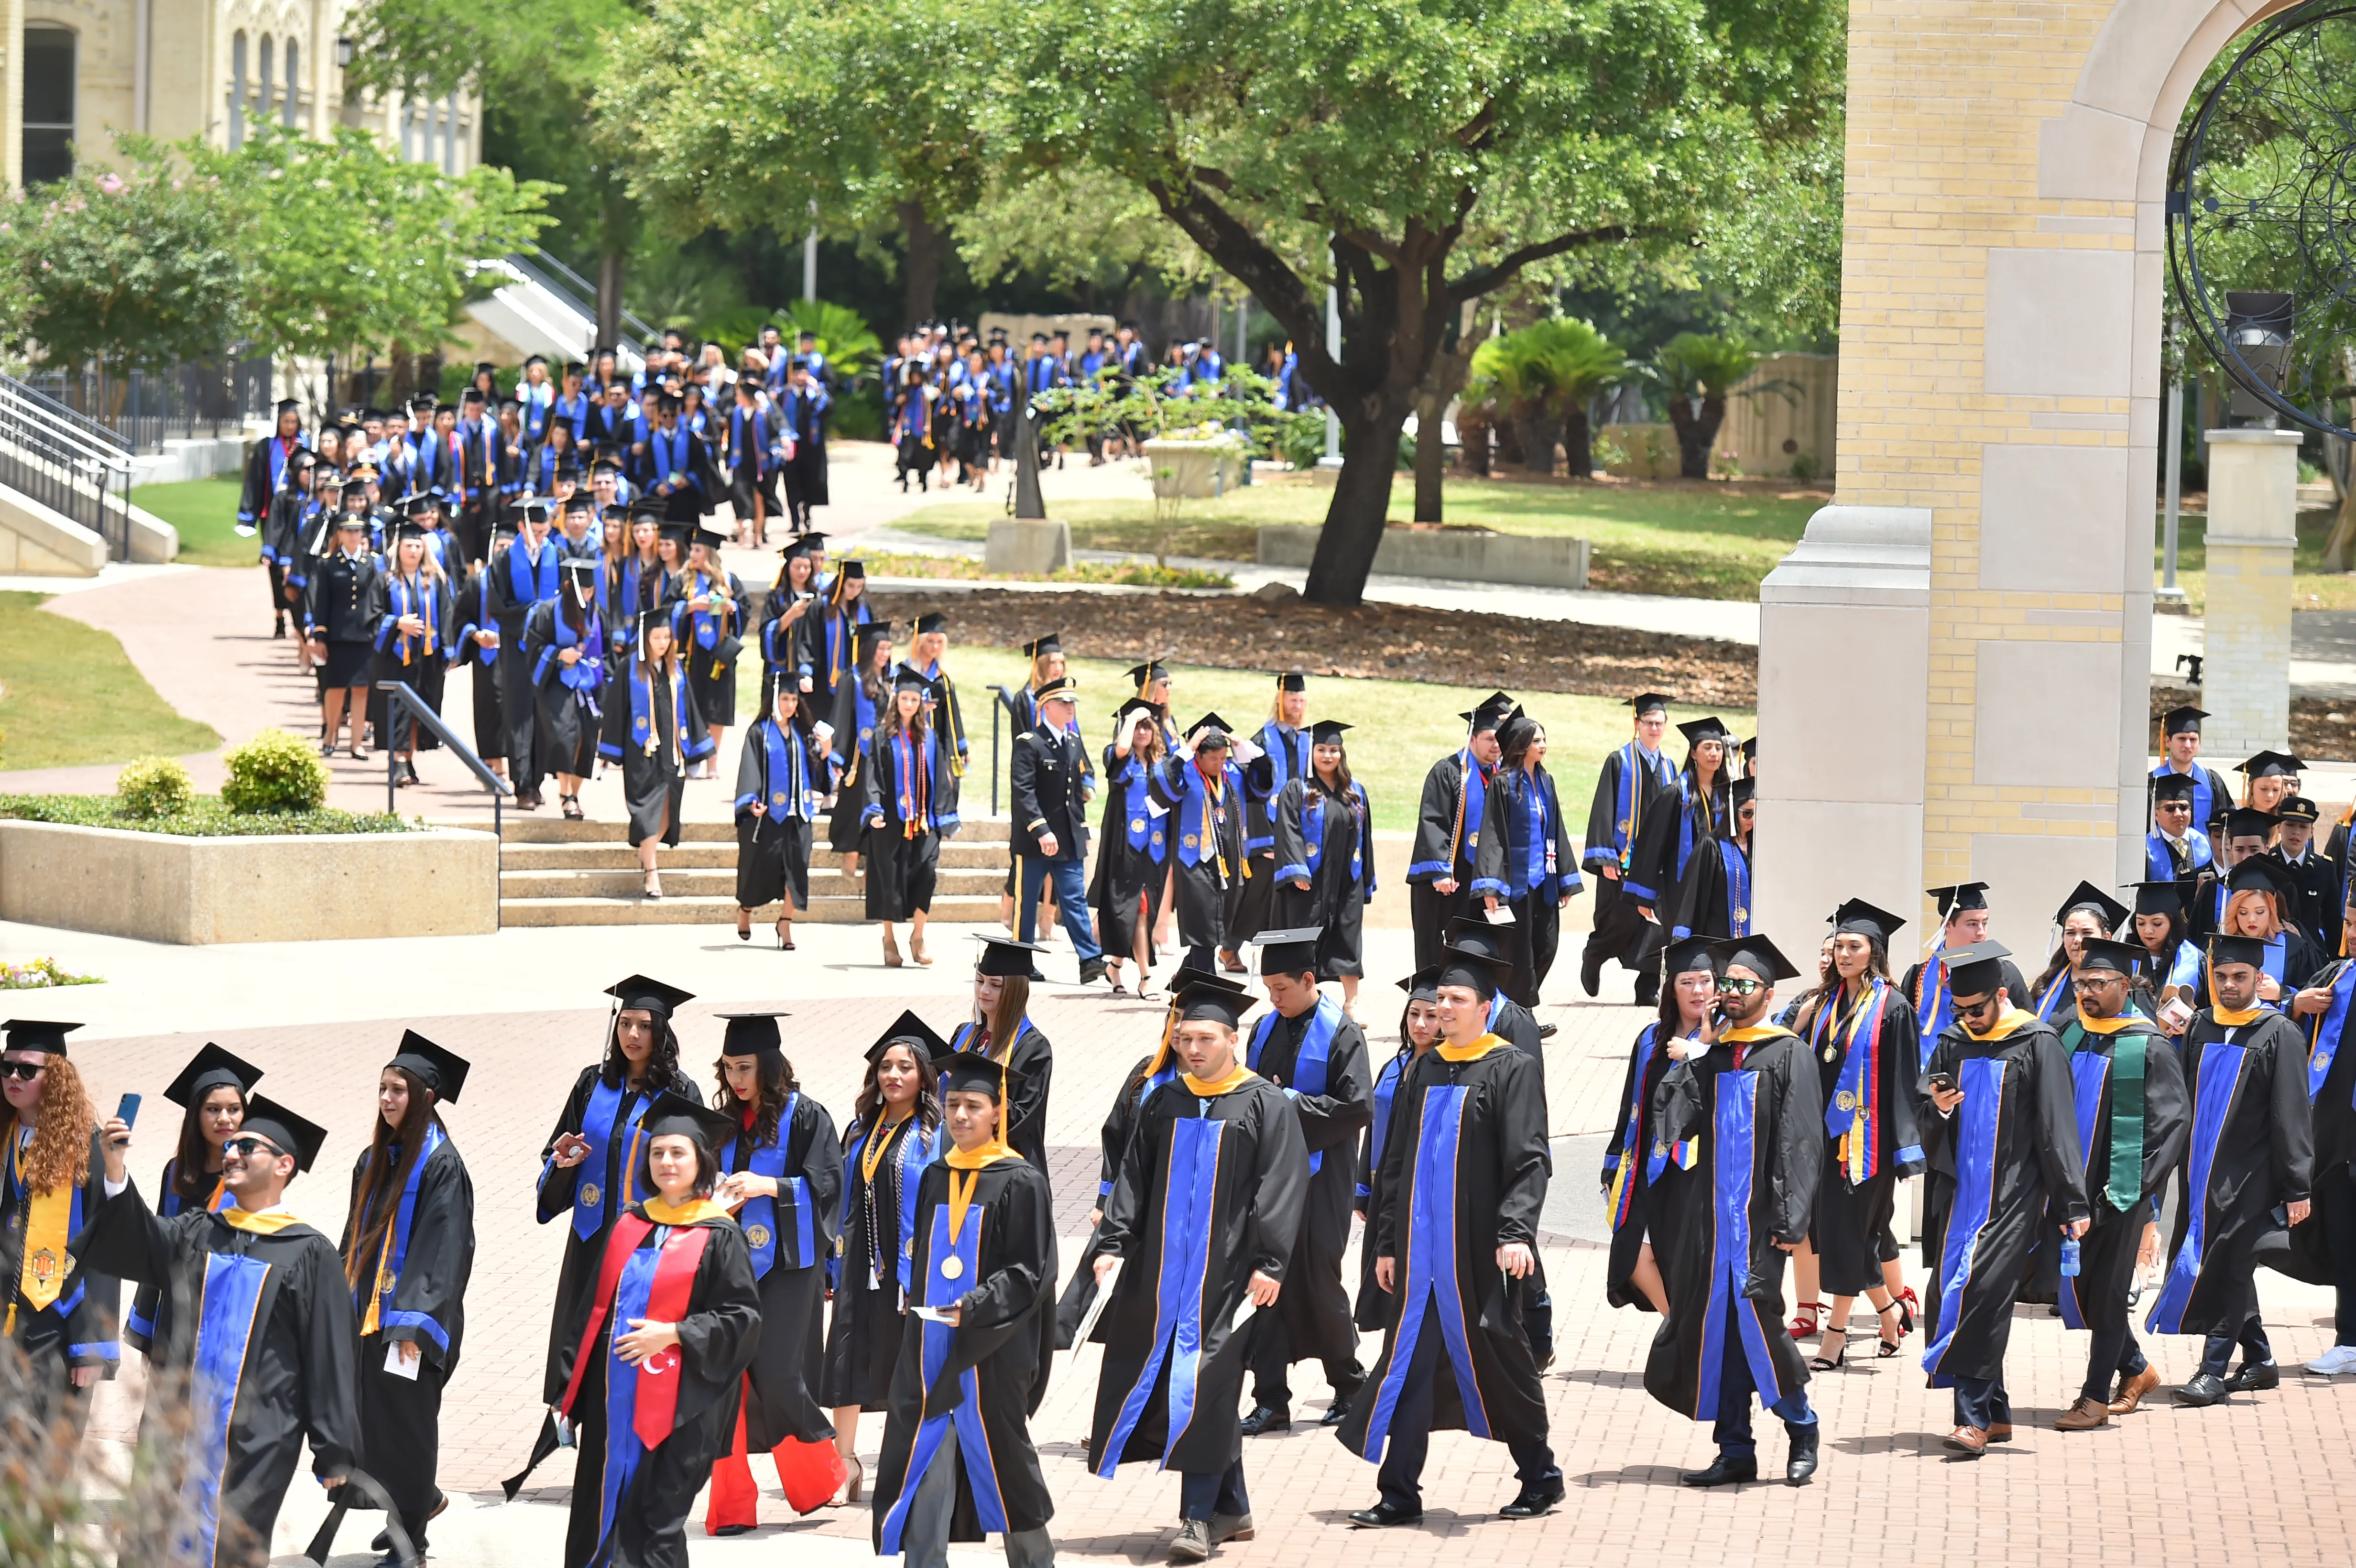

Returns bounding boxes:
[823,1114,941,1410]
[522,599,606,779]
[2,1127,120,1417]
[1406,750,1510,971]
[731,717,822,912]
[1603,1021,1690,1312]
[2013,1016,2188,1332]
[1353,1047,1416,1329]
[861,725,954,920]
[1916,1012,2088,1384]
[945,1018,1058,1405]
[1090,1074,1309,1476]
[2269,958,2356,1283]
[535,1066,703,1405]
[492,539,565,781]
[455,561,507,759]
[724,1096,844,1448]
[2149,1007,2315,1336]
[1245,1003,1373,1369]
[667,567,744,729]
[1668,833,1754,942]
[1581,743,1676,971]
[1056,1054,1163,1347]
[1089,749,1169,964]
[1799,980,1926,1296]
[78,1188,363,1568]
[827,674,887,855]
[561,1209,762,1568]
[127,1158,225,1354]
[1269,776,1375,979]
[597,661,712,847]
[1149,754,1246,954]
[872,1157,1056,1547]
[1641,1026,1821,1419]
[1339,1039,1549,1458]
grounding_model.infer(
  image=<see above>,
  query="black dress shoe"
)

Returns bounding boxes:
[1785,1424,1820,1485]
[2226,1359,2280,1392]
[1499,1480,1563,1519]
[1319,1399,1353,1427]
[2174,1371,2229,1406]
[1579,947,1604,997]
[1347,1500,1423,1529]
[1537,1022,1559,1039]
[1079,958,1108,986]
[1682,1453,1758,1487]
[1240,1404,1291,1436]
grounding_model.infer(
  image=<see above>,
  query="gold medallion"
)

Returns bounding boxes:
[939,1255,965,1280]
[746,1224,772,1249]
[580,1183,601,1208]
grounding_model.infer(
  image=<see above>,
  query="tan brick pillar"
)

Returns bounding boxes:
[2198,428,2298,757]
[2,0,24,191]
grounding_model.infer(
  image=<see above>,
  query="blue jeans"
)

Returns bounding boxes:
[1952,1374,2011,1431]
[1374,1302,1558,1510]
[1712,1330,1816,1458]
[1018,849,1102,963]
[1178,1459,1248,1521]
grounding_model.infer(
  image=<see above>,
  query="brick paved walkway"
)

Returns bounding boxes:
[70,989,2356,1566]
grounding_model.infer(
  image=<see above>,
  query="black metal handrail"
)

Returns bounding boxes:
[25,354,273,454]
[0,371,137,559]
[987,684,1022,816]
[376,679,514,845]
[508,251,660,349]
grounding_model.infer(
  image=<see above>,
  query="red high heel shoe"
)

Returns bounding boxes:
[1790,1300,1827,1339]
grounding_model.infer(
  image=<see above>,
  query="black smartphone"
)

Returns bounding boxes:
[116,1092,142,1130]
[1927,1073,1956,1093]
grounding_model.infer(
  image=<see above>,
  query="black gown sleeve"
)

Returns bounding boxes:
[1371,1060,1425,1260]
[732,725,767,825]
[2029,1029,2093,1225]
[1583,752,1623,875]
[1270,779,1310,886]
[674,1220,763,1387]
[1882,991,1927,1173]
[1602,1027,1648,1185]
[535,1067,601,1223]
[2266,1017,2318,1205]
[2136,1027,2192,1200]
[1624,784,1682,907]
[1491,1050,1549,1247]
[296,1238,365,1481]
[76,1180,180,1287]
[380,1143,476,1366]
[1407,755,1455,882]
[1766,1041,1825,1248]
[1006,1029,1054,1160]
[796,1098,847,1253]
[1245,1085,1311,1280]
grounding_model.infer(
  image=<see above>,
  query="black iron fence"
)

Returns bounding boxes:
[25,353,274,455]
[0,372,137,559]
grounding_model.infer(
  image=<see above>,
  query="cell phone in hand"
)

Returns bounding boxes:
[116,1092,142,1130]
[1927,1073,1956,1094]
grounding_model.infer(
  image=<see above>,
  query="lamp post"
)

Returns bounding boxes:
[2160,316,2186,603]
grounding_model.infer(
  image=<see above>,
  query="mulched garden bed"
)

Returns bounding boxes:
[870,586,1758,708]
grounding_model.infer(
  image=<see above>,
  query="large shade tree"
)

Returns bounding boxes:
[996,0,1843,604]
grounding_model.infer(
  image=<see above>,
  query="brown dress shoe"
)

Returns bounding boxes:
[1985,1423,2014,1442]
[2107,1365,2161,1415]
[1942,1426,1988,1457]
[2053,1396,2110,1431]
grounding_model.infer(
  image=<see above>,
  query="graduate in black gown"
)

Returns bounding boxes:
[535,976,704,1408]
[128,1045,260,1355]
[492,493,567,807]
[1603,937,1717,1315]
[732,682,827,948]
[598,608,714,896]
[1268,721,1376,1010]
[1338,934,1560,1524]
[824,1013,946,1506]
[862,665,957,963]
[523,557,608,819]
[1236,927,1372,1436]
[829,620,895,882]
[1151,714,1247,969]
[454,507,520,772]
[1,1019,118,1434]
[1628,715,1733,972]
[1089,984,1309,1562]
[670,526,744,777]
[2148,932,2315,1405]
[2026,881,2131,1026]
[2029,939,2188,1430]
[1492,714,1582,1007]
[704,1013,846,1530]
[1357,969,1444,1330]
[1233,672,1314,957]
[1669,776,1756,943]
[1641,935,1823,1488]
[339,1034,474,1560]
[1405,692,1513,972]
[1579,693,1680,1006]
[86,1095,361,1568]
[872,1053,1057,1568]
[1898,883,2032,1084]
[551,1094,761,1568]
[2282,908,2356,1374]
[1918,940,2088,1455]
[1091,696,1173,997]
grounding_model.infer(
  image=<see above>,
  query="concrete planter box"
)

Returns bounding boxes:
[1256,524,1589,590]
[986,518,1073,574]
[1142,438,1249,499]
[0,821,499,943]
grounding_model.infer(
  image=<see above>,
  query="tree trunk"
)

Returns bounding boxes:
[1696,394,1729,476]
[1458,408,1491,476]
[1492,412,1524,468]
[1668,393,1709,479]
[1304,405,1411,605]
[900,199,943,329]
[1516,406,1560,475]
[2324,481,2356,572]
[1563,407,1595,479]
[1412,388,1447,522]
[597,250,627,351]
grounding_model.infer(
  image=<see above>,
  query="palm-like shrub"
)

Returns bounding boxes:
[1466,318,1625,477]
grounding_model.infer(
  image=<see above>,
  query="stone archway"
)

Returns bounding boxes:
[1754,0,2302,947]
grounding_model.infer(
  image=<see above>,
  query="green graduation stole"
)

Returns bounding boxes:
[2063,1014,2149,1212]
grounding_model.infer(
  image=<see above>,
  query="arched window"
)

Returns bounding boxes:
[443,92,459,173]
[22,26,75,184]
[258,35,274,129]
[282,40,300,127]
[229,31,248,148]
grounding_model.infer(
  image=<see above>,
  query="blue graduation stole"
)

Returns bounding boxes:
[650,426,695,492]
[740,719,810,819]
[1723,840,1751,936]
[1611,742,1670,865]
[178,1250,273,1568]
[554,390,591,441]
[1924,1054,2007,1384]
[1511,772,1551,896]
[1354,1084,1496,1456]
[685,570,724,652]
[1822,980,1919,1183]
[721,1097,814,1280]
[357,1123,452,1352]
[1118,756,1166,860]
[1362,1050,1407,1204]
[564,1078,652,1242]
[537,609,605,692]
[2152,762,2217,838]
[382,575,438,664]
[880,1197,1013,1547]
[508,539,559,606]
[1095,1116,1230,1474]
[1248,724,1309,852]
[622,666,691,761]
[2056,1045,2111,1331]
[1247,999,1339,1173]
[1452,750,1489,874]
[843,1117,938,1294]
[2307,962,2356,1102]
[1293,784,1366,889]
[1176,762,1236,871]
[1684,1067,1795,1417]
[2148,1039,2256,1334]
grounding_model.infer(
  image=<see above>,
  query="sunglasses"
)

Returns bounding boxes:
[220,1136,286,1160]
[1,1061,45,1081]
[1954,994,2000,1017]
[1717,976,1765,996]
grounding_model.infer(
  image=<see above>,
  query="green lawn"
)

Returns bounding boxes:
[943,646,1751,832]
[895,474,1824,600]
[2150,507,2356,613]
[0,593,220,772]
[132,475,251,568]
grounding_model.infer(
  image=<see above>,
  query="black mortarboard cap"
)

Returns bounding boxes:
[868,1009,950,1065]
[1,1020,79,1056]
[938,1049,1026,1100]
[2227,856,2291,899]
[2223,806,2280,841]
[2162,705,2208,736]
[2151,772,2196,805]
[626,495,667,521]
[387,1030,471,1103]
[238,1095,327,1173]
[510,497,555,525]
[1731,776,1757,807]
[694,526,729,552]
[404,487,446,515]
[2130,879,2188,916]
[1718,934,1803,983]
[1276,671,1307,694]
[164,1043,263,1108]
[1676,716,1731,746]
[716,1012,787,1062]
[658,520,692,545]
[2075,938,2146,977]
[605,973,695,1018]
[392,518,430,542]
[1442,915,1511,969]
[1254,926,1322,977]
[1174,985,1254,1031]
[1626,692,1672,716]
[1663,934,1723,977]
[894,664,939,696]
[915,610,948,635]
[1457,691,1515,728]
[1831,897,1907,942]
[1187,713,1233,749]
[560,490,596,514]
[1929,883,1991,917]
[1113,696,1166,728]
[1939,939,2013,996]
[1022,632,1063,659]
[973,935,1045,978]
[837,559,865,581]
[1127,660,1169,688]
[1396,966,1443,1001]
[2236,749,2304,779]
[2054,880,2129,932]
[2209,934,2269,970]
[275,398,301,416]
[561,556,599,588]
[1309,719,1352,745]
[642,1089,737,1149]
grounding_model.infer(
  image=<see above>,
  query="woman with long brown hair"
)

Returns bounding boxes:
[1602,939,1718,1320]
[2030,882,2131,1023]
[371,511,456,787]
[733,682,830,949]
[524,557,610,822]
[823,1013,945,1506]
[0,1018,115,1428]
[1091,696,1172,997]
[1269,718,1376,1011]
[829,621,895,887]
[597,607,714,898]
[128,1044,261,1353]
[862,664,954,968]
[339,1034,474,1563]
[704,1013,846,1531]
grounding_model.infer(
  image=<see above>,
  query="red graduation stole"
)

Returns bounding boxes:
[557,1211,713,1445]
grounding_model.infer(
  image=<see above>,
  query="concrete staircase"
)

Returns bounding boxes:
[491,813,1011,926]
